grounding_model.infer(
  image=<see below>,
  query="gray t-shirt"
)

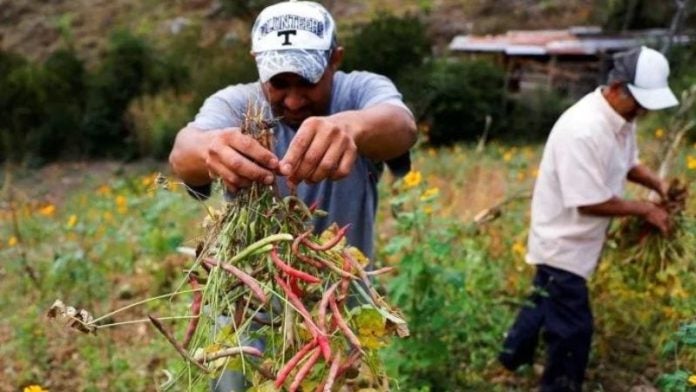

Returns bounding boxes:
[189,71,412,258]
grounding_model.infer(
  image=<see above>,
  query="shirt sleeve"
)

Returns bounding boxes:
[555,133,614,208]
[347,72,413,114]
[188,86,248,130]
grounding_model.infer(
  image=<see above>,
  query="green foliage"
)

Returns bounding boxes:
[38,49,88,161]
[159,23,257,111]
[128,91,194,159]
[502,88,573,142]
[83,30,188,158]
[0,48,87,165]
[342,13,430,82]
[601,0,675,31]
[0,168,204,389]
[670,44,696,92]
[0,56,47,163]
[1,30,188,164]
[219,0,276,20]
[380,174,513,390]
[657,322,696,391]
[399,59,506,145]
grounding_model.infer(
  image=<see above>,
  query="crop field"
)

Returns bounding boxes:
[1,134,695,391]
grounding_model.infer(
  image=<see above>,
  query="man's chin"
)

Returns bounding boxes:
[282,114,309,128]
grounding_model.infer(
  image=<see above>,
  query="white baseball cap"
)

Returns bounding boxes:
[609,46,678,110]
[251,1,337,84]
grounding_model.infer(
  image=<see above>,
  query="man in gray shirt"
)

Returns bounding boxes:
[169,0,417,260]
[169,3,416,389]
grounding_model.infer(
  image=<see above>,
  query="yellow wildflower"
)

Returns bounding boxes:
[115,195,128,214]
[96,184,111,196]
[402,171,422,188]
[689,374,696,386]
[419,187,440,201]
[38,204,56,217]
[423,206,433,214]
[141,173,156,187]
[512,241,526,256]
[687,155,696,170]
[503,151,513,162]
[23,385,48,392]
[8,236,18,247]
[103,211,114,222]
[66,214,78,229]
[654,128,665,139]
[523,147,534,158]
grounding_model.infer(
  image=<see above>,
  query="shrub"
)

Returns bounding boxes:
[399,58,506,145]
[501,88,573,143]
[0,51,32,163]
[656,322,696,392]
[82,31,188,158]
[219,0,276,20]
[162,23,257,112]
[342,13,430,82]
[127,91,195,159]
[39,49,88,160]
[669,43,696,92]
[380,173,514,390]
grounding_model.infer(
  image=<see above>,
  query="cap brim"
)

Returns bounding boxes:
[255,49,329,84]
[627,84,679,110]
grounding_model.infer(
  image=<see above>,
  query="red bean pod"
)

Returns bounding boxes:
[271,247,321,284]
[301,224,351,251]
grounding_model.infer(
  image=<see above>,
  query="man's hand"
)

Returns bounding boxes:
[279,117,358,185]
[578,197,671,235]
[642,202,670,234]
[206,128,279,192]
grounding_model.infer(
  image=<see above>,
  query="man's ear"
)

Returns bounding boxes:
[330,47,344,71]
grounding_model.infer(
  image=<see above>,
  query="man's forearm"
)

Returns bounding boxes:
[627,164,664,195]
[578,196,653,218]
[169,126,218,186]
[330,103,417,161]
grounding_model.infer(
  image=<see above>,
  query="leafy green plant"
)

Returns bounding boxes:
[399,59,505,145]
[82,30,187,158]
[128,91,194,159]
[502,87,573,143]
[657,322,696,391]
[379,170,512,390]
[342,13,430,82]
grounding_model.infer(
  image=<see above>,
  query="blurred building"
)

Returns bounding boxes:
[449,27,693,98]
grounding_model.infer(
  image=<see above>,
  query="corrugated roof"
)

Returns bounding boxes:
[448,27,690,56]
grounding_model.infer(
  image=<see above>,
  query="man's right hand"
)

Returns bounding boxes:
[642,202,670,234]
[206,128,279,193]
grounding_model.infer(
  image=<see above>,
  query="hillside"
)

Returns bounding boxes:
[0,0,600,63]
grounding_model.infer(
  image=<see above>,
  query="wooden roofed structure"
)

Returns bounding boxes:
[449,27,693,98]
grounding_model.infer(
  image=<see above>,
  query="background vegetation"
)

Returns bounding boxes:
[1,0,695,391]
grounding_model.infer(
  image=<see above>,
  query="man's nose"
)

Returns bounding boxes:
[283,89,307,111]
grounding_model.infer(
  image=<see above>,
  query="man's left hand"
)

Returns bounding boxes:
[279,116,358,185]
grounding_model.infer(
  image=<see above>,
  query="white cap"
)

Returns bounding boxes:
[250,1,337,83]
[625,46,678,110]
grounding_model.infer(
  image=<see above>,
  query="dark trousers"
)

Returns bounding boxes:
[499,264,593,392]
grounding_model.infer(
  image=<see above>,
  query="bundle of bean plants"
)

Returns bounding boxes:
[611,179,692,277]
[48,105,408,391]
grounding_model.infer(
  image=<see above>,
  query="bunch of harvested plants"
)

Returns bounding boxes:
[49,104,408,391]
[610,179,692,276]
